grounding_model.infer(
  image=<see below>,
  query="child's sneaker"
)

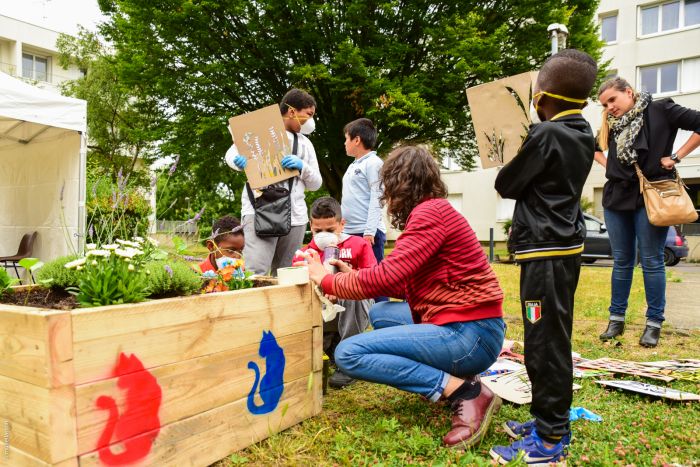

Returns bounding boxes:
[504,420,572,445]
[503,419,536,439]
[490,430,568,466]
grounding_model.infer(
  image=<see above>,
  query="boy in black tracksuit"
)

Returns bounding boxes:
[490,49,597,465]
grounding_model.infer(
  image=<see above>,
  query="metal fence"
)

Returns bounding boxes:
[155,220,198,235]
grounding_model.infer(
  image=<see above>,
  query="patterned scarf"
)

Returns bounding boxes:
[607,91,652,166]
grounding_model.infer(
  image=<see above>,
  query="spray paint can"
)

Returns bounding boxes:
[322,245,340,274]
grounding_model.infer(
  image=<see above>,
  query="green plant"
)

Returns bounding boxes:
[0,268,18,298]
[580,195,595,214]
[36,255,81,290]
[66,244,149,307]
[501,218,513,237]
[144,260,202,297]
[18,258,40,284]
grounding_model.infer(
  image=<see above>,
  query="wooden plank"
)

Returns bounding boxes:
[312,325,323,372]
[0,375,77,463]
[78,372,322,466]
[310,283,323,328]
[71,284,311,341]
[74,330,313,454]
[2,446,78,467]
[0,308,72,388]
[71,285,313,384]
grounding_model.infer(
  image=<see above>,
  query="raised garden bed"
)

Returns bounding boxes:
[0,282,322,466]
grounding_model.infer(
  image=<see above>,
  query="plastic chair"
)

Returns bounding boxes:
[0,232,38,284]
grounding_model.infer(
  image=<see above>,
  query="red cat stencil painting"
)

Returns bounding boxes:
[95,352,162,465]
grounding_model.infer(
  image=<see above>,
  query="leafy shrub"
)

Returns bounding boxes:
[144,260,202,297]
[36,255,81,290]
[86,177,151,244]
[67,246,149,307]
[0,268,17,298]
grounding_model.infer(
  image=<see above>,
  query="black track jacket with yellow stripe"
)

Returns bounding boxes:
[495,113,595,262]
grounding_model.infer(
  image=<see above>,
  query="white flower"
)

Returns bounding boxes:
[147,237,159,246]
[102,244,119,250]
[87,249,111,257]
[128,264,135,271]
[115,247,143,259]
[76,265,83,271]
[133,236,145,243]
[85,243,97,250]
[91,260,98,266]
[64,258,87,269]
[117,239,140,248]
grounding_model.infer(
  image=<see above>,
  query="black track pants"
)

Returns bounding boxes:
[519,256,581,438]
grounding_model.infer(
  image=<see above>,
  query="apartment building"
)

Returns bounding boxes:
[583,0,700,219]
[0,14,82,92]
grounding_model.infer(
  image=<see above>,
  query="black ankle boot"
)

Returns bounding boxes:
[600,320,625,340]
[639,326,661,348]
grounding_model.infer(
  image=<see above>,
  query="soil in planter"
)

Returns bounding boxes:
[1,277,279,310]
[1,288,78,310]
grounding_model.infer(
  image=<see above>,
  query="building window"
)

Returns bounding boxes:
[22,53,49,82]
[640,62,680,94]
[600,13,618,42]
[640,0,700,35]
[681,57,700,92]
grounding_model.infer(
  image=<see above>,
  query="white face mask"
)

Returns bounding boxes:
[300,116,316,135]
[215,256,235,270]
[313,231,338,250]
[529,101,541,124]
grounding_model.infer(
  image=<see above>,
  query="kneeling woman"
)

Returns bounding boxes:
[306,146,506,448]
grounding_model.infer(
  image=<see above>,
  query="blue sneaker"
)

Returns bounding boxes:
[490,430,568,466]
[503,419,536,439]
[504,420,572,445]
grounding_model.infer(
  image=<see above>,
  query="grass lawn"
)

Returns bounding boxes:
[214,264,700,466]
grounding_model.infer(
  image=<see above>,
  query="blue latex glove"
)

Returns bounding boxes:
[569,407,602,422]
[233,155,247,169]
[281,155,304,171]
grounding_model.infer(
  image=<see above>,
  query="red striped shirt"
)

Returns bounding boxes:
[321,198,503,325]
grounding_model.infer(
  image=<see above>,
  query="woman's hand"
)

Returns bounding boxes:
[329,259,352,273]
[660,156,676,170]
[305,250,329,285]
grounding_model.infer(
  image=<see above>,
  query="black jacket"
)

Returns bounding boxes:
[602,98,700,211]
[495,114,595,261]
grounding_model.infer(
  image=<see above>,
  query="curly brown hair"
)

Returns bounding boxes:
[380,146,447,230]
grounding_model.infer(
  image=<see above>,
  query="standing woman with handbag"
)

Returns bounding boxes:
[596,77,700,347]
[225,89,323,275]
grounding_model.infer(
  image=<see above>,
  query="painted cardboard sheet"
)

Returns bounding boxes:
[466,71,538,168]
[596,380,700,401]
[228,104,299,189]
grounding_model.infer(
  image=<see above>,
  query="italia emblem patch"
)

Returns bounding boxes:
[525,301,542,324]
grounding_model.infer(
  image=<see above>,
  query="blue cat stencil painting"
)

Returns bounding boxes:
[247,330,286,415]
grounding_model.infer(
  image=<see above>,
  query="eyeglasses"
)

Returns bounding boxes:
[217,248,243,258]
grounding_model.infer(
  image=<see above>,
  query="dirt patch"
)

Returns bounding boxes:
[1,288,78,310]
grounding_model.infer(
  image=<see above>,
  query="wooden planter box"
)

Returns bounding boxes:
[0,283,323,466]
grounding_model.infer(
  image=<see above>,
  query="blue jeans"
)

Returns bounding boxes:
[334,301,505,401]
[350,229,388,302]
[604,207,668,324]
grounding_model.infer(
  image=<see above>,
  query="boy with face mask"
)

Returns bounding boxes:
[199,215,246,273]
[294,197,376,388]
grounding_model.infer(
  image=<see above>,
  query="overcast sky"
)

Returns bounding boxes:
[0,0,106,34]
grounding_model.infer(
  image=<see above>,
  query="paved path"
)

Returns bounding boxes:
[665,265,700,330]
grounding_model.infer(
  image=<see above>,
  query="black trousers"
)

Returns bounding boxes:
[520,256,581,438]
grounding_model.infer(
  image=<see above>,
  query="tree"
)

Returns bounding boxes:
[97,0,603,200]
[56,27,162,186]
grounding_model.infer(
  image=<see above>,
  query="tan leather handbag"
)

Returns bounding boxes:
[634,163,698,227]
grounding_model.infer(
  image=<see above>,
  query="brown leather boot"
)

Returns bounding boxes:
[443,381,502,449]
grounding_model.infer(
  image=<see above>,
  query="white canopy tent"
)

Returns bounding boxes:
[0,72,87,271]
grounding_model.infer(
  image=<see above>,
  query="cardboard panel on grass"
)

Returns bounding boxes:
[0,283,323,466]
[0,72,87,270]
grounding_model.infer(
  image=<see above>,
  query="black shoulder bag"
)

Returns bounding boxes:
[245,133,297,237]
